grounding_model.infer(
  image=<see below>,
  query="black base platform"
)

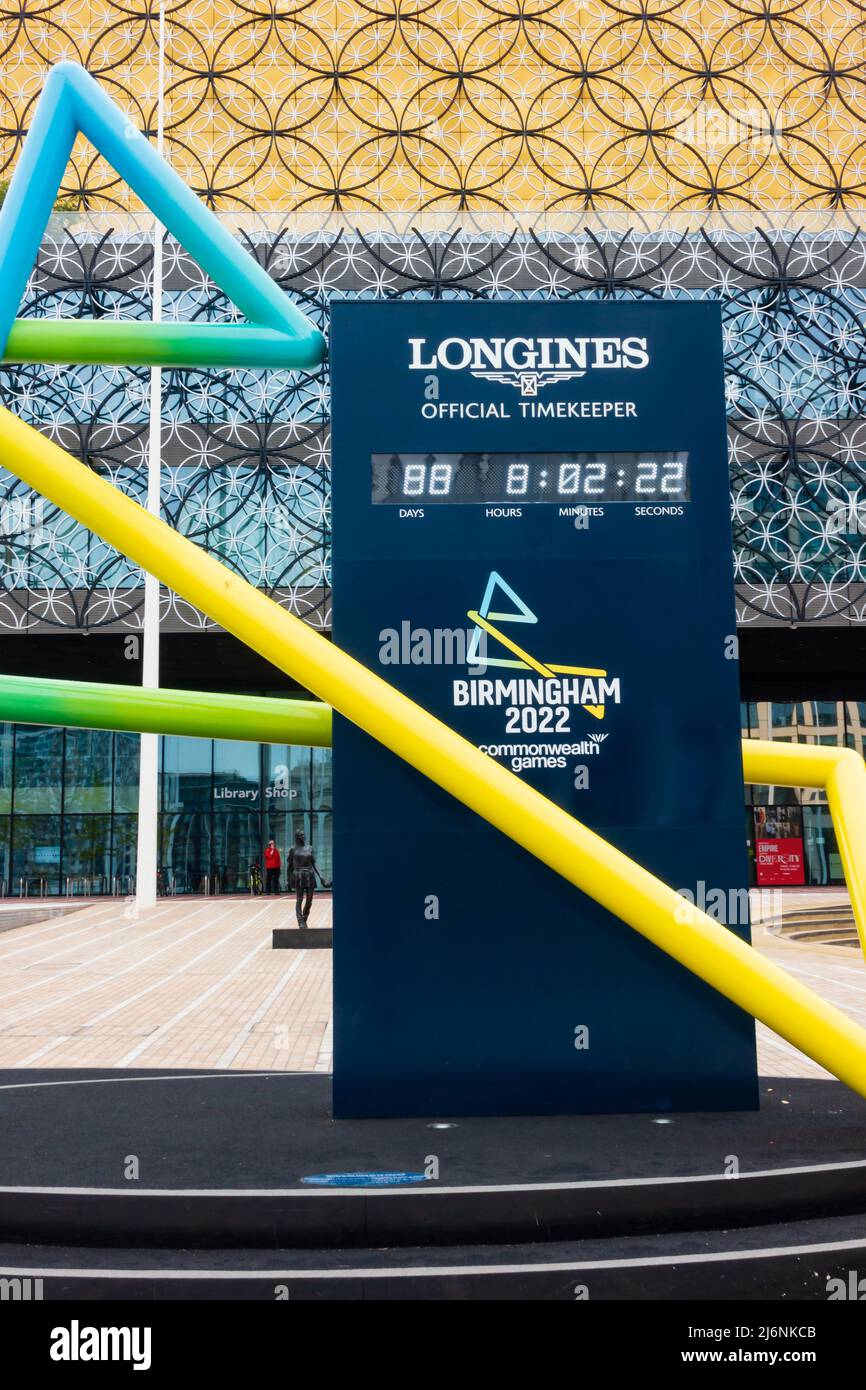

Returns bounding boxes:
[272,927,332,948]
[2,1070,865,1298]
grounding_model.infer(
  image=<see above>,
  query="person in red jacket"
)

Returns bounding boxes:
[264,838,281,895]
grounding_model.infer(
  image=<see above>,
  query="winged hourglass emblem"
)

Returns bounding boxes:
[470,369,587,396]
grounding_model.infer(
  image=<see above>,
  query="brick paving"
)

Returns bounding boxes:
[0,894,333,1073]
[750,891,861,1082]
[0,889,860,1079]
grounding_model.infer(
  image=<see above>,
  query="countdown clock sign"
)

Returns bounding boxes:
[372,450,690,506]
[330,300,758,1120]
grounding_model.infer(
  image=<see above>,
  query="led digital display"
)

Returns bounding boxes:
[371,450,690,504]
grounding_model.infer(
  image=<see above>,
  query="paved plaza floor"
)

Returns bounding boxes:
[0,889,859,1078]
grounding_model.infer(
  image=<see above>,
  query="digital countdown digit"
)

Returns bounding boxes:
[372,450,689,505]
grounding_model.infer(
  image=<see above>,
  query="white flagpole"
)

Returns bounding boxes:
[135,4,165,911]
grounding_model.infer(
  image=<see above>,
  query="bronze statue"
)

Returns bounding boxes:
[286,828,325,928]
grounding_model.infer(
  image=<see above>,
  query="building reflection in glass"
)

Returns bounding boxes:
[0,727,334,897]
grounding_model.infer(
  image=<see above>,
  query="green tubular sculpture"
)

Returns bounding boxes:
[0,673,331,747]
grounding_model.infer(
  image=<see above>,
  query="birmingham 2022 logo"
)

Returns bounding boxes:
[452,571,622,732]
[409,334,650,397]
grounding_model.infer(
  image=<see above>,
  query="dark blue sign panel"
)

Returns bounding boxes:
[331,301,758,1119]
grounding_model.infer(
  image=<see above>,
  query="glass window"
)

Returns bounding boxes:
[803,805,845,885]
[845,702,866,759]
[13,726,63,812]
[64,729,112,812]
[815,701,843,729]
[159,810,212,894]
[213,739,260,812]
[754,804,803,839]
[161,736,212,812]
[12,814,61,896]
[308,810,333,885]
[265,810,307,872]
[0,733,334,899]
[114,733,140,812]
[796,701,844,742]
[0,723,12,813]
[749,703,770,740]
[112,815,138,895]
[777,786,800,806]
[770,702,797,731]
[0,734,332,899]
[213,810,260,893]
[62,814,111,893]
[312,746,332,810]
[744,806,756,885]
[0,816,10,892]
[263,744,311,811]
[791,704,835,802]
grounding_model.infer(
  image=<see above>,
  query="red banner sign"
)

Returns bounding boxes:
[755,837,806,886]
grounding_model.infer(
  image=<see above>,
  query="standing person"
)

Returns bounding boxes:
[264,838,281,895]
[286,828,324,928]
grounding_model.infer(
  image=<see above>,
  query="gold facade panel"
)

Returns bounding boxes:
[1,0,864,208]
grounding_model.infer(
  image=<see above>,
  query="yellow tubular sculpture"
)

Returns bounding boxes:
[3,402,866,1096]
[743,740,866,956]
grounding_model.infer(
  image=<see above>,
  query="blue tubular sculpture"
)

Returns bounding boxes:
[0,63,325,368]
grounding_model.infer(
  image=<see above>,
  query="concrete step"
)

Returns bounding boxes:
[2,1212,866,1299]
[765,904,858,943]
[780,917,855,927]
[779,907,856,924]
[0,905,86,934]
[788,929,859,947]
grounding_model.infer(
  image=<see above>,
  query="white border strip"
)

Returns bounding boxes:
[2,1155,865,1199]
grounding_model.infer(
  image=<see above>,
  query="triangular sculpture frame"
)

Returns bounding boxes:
[0,62,324,369]
[2,63,866,1106]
